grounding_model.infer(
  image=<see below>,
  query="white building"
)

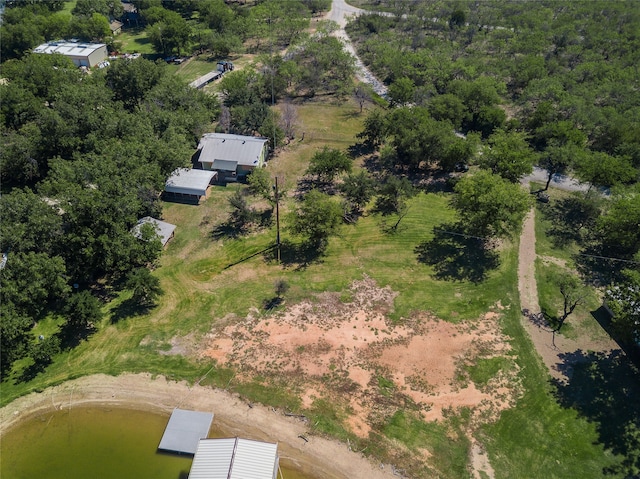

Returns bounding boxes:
[33,42,108,67]
[189,438,280,479]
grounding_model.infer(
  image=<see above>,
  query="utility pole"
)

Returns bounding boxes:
[275,176,281,263]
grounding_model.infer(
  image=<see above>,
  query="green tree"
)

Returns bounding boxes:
[146,10,191,56]
[596,188,640,258]
[428,94,468,130]
[357,108,387,148]
[288,190,343,248]
[605,269,640,343]
[0,20,45,60]
[125,267,163,307]
[539,143,581,191]
[73,0,123,19]
[0,188,63,254]
[70,13,111,42]
[306,147,352,183]
[574,151,637,193]
[227,189,258,235]
[373,175,416,231]
[247,167,276,205]
[388,77,416,107]
[480,130,536,183]
[550,272,587,333]
[106,58,164,111]
[340,170,375,213]
[0,310,32,378]
[63,290,103,339]
[219,69,261,107]
[0,252,70,320]
[451,170,531,239]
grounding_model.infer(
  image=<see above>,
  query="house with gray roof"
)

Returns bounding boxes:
[197,133,269,182]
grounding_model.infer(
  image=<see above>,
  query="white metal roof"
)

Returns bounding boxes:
[33,41,106,57]
[131,217,176,247]
[158,409,214,455]
[198,133,268,168]
[188,438,279,479]
[165,168,216,196]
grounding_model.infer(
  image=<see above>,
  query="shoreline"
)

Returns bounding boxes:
[0,373,396,479]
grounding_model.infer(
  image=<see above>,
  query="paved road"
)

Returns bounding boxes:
[522,167,590,193]
[325,0,388,97]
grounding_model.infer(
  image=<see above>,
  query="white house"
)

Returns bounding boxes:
[188,438,280,479]
[164,168,217,203]
[197,133,269,181]
[33,41,108,67]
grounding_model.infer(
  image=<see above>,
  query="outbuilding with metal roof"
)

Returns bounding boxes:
[164,168,217,203]
[33,41,108,67]
[188,437,280,479]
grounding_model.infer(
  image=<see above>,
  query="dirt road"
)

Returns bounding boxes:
[325,0,388,97]
[517,203,618,381]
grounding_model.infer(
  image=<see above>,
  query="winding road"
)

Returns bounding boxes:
[324,0,388,97]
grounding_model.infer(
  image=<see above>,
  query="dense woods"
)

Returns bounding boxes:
[0,50,219,377]
[348,0,640,343]
[0,0,342,379]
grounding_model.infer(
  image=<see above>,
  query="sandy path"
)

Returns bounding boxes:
[0,373,397,479]
[517,206,618,380]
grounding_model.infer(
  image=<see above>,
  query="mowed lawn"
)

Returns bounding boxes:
[1,100,630,478]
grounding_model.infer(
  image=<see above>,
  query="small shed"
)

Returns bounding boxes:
[197,133,269,182]
[158,409,214,455]
[164,168,217,203]
[131,217,176,247]
[110,20,123,35]
[188,438,280,479]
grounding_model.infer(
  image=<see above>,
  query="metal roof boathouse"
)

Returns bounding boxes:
[158,409,214,455]
[188,437,280,479]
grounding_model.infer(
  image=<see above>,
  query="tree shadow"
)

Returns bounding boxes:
[347,141,375,158]
[263,296,284,311]
[110,298,151,323]
[414,224,500,283]
[574,243,628,286]
[551,349,640,477]
[58,324,97,350]
[521,308,553,330]
[539,196,599,249]
[211,221,247,240]
[265,239,325,270]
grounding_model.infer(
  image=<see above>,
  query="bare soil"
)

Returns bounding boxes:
[199,276,520,476]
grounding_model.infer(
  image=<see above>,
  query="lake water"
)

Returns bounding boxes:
[1,407,310,479]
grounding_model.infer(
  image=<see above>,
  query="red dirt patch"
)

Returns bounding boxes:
[200,276,520,441]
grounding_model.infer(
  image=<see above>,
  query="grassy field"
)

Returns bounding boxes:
[2,99,632,478]
[117,28,155,55]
